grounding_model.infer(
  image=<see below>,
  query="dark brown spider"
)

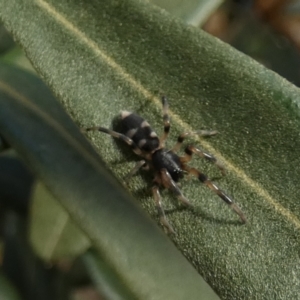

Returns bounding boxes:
[85,96,246,233]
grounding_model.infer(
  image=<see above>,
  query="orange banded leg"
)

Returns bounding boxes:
[186,167,246,223]
[181,145,225,175]
[159,96,170,147]
[85,126,143,156]
[152,184,175,234]
[172,130,218,152]
[160,169,193,208]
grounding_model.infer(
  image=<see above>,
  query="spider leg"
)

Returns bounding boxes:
[152,183,175,234]
[124,160,147,183]
[180,145,226,175]
[160,169,193,208]
[85,126,144,156]
[172,130,218,152]
[159,96,170,147]
[185,166,246,223]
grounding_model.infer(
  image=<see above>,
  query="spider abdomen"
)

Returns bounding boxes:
[120,111,159,152]
[152,149,184,182]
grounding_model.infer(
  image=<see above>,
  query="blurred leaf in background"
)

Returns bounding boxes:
[0,23,14,55]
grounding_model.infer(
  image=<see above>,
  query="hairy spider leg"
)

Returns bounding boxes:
[160,169,193,207]
[152,184,176,234]
[85,126,144,156]
[124,160,147,183]
[181,145,226,175]
[159,96,170,147]
[184,166,246,223]
[172,130,218,152]
[152,168,193,233]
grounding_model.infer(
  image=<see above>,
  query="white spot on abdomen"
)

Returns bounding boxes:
[141,120,150,128]
[150,131,157,138]
[138,139,147,148]
[121,111,132,119]
[126,128,138,138]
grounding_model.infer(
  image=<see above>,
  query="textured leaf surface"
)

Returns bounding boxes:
[1,0,300,299]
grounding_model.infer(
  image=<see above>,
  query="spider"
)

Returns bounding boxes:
[85,96,246,233]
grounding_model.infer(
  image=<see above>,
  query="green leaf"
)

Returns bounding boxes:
[150,0,224,26]
[30,182,91,261]
[1,0,300,299]
[1,47,36,73]
[0,23,14,54]
[0,63,220,299]
[0,271,21,300]
[82,249,138,300]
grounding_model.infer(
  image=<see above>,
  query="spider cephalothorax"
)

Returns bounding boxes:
[86,96,246,233]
